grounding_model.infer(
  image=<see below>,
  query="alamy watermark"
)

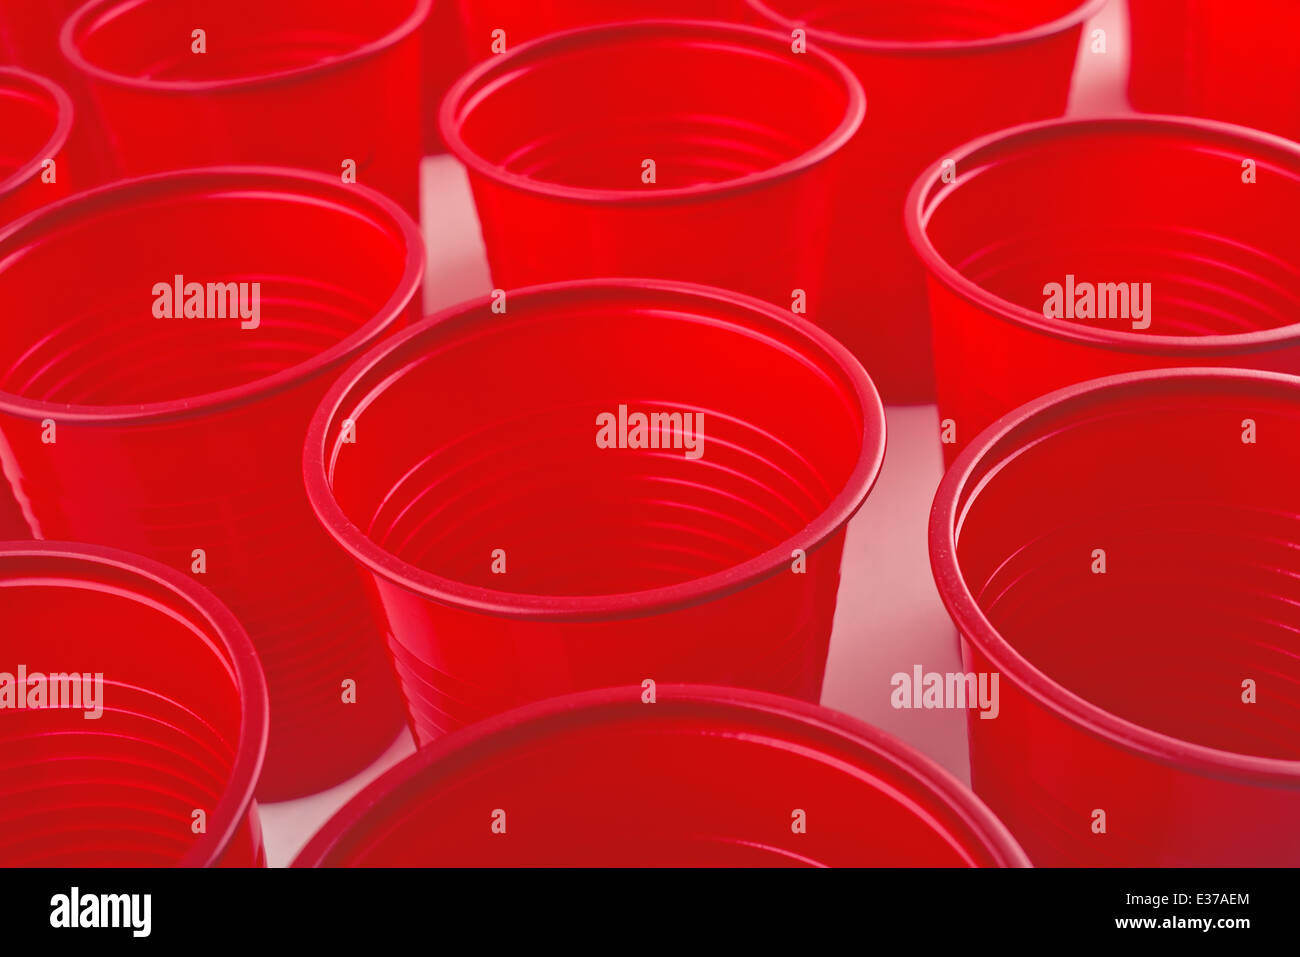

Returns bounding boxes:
[50,888,150,937]
[1043,274,1151,330]
[595,404,704,460]
[890,665,999,719]
[0,665,104,719]
[152,274,261,329]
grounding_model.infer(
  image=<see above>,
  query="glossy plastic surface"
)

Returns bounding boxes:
[61,0,431,214]
[294,685,1029,866]
[930,368,1300,866]
[1128,0,1300,142]
[440,20,864,321]
[306,280,886,745]
[0,541,267,867]
[908,115,1300,464]
[747,0,1100,402]
[0,168,424,800]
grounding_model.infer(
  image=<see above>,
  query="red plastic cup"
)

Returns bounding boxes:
[0,67,73,225]
[907,115,1300,465]
[420,0,470,154]
[0,67,73,538]
[454,0,748,60]
[1128,0,1300,142]
[0,540,267,867]
[305,280,886,745]
[931,368,1300,867]
[746,0,1102,403]
[293,685,1029,866]
[439,20,864,318]
[0,167,424,800]
[61,0,431,215]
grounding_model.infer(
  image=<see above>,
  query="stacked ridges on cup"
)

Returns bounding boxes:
[0,542,267,867]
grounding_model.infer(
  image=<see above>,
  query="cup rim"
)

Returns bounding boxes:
[60,0,432,94]
[929,367,1300,787]
[291,683,1031,867]
[303,278,887,622]
[745,0,1106,54]
[904,113,1300,355]
[0,539,269,867]
[0,165,424,425]
[438,18,867,206]
[0,67,75,202]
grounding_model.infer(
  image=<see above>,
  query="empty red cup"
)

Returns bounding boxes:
[293,685,1029,866]
[1128,0,1300,142]
[746,0,1103,403]
[305,279,886,744]
[0,67,73,225]
[0,67,72,538]
[907,115,1300,464]
[454,0,748,60]
[439,20,864,318]
[61,0,431,215]
[0,167,423,800]
[930,368,1300,866]
[0,540,267,866]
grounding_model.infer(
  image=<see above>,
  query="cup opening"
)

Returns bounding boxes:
[940,372,1300,769]
[311,281,884,617]
[295,687,1027,867]
[911,117,1300,349]
[443,21,864,201]
[0,169,421,418]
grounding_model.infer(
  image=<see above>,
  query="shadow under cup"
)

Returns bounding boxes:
[0,168,423,800]
[908,116,1300,463]
[293,686,1029,867]
[930,369,1300,866]
[306,280,885,744]
[0,542,266,866]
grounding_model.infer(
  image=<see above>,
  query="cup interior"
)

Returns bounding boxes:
[449,23,857,192]
[322,285,874,599]
[69,0,425,83]
[0,549,251,865]
[919,123,1300,339]
[0,174,413,407]
[951,377,1300,760]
